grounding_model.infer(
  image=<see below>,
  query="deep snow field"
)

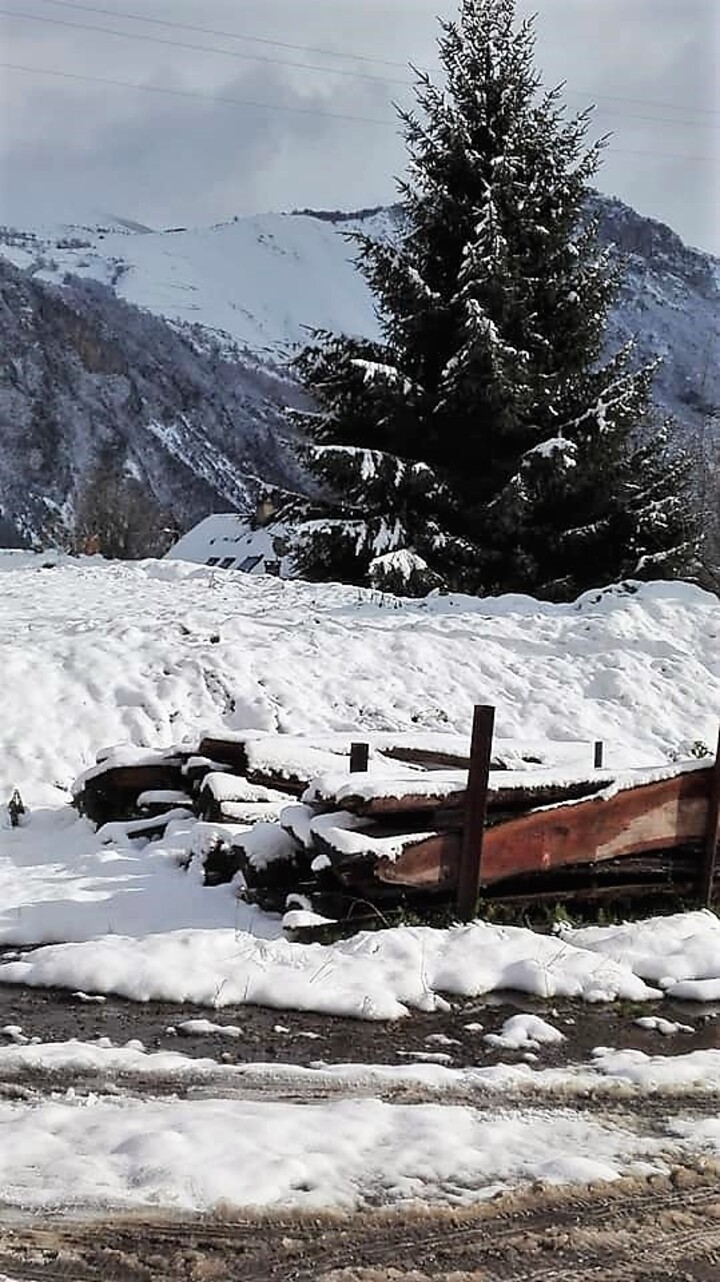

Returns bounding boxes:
[1,550,720,1222]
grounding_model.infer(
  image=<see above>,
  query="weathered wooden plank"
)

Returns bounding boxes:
[479,767,711,885]
[339,773,613,818]
[137,789,193,816]
[369,769,712,893]
[75,763,187,824]
[87,763,185,793]
[483,880,696,908]
[372,832,462,891]
[383,746,472,771]
[197,736,249,771]
[210,801,288,825]
[181,756,234,787]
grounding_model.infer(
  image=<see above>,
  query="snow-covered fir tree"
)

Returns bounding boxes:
[290,0,698,599]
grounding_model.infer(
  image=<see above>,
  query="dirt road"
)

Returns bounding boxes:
[1,1163,719,1281]
[1,973,719,1280]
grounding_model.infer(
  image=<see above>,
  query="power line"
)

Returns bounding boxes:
[0,61,397,126]
[24,0,720,120]
[32,0,418,71]
[4,8,719,134]
[0,7,413,86]
[3,60,715,165]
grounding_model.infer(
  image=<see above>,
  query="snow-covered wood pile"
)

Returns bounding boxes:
[71,724,720,934]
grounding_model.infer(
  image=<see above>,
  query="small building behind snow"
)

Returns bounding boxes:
[165,512,295,577]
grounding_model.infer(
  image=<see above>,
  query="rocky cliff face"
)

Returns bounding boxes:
[589,194,718,439]
[0,261,301,545]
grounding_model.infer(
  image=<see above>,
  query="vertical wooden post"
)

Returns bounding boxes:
[594,741,604,770]
[456,704,495,922]
[349,742,369,774]
[700,725,720,907]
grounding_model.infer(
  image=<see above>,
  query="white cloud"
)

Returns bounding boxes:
[0,0,716,250]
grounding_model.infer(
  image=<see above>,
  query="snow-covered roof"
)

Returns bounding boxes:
[166,514,294,576]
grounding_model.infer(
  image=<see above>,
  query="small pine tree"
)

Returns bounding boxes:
[290,0,699,598]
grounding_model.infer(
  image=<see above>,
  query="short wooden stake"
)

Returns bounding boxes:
[349,742,369,774]
[594,741,604,770]
[456,705,495,922]
[700,725,720,907]
[7,788,25,829]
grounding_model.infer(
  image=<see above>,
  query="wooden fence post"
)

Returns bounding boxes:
[700,725,720,907]
[349,742,369,774]
[456,705,495,921]
[594,741,604,770]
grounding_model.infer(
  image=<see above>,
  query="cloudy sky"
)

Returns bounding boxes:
[1,0,717,252]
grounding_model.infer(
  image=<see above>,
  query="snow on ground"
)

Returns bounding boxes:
[0,913,660,1016]
[483,1014,565,1051]
[558,911,720,1001]
[0,1038,719,1214]
[0,556,718,1016]
[3,1037,720,1101]
[0,1093,667,1214]
[1,555,717,807]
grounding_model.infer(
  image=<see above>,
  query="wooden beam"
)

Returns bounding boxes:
[197,736,249,771]
[383,746,471,770]
[483,879,696,908]
[700,726,720,906]
[366,765,713,894]
[340,774,611,818]
[456,705,495,920]
[479,767,711,885]
[373,832,462,890]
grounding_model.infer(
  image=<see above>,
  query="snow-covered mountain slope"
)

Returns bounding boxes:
[0,195,716,547]
[2,196,716,433]
[590,195,719,440]
[0,210,386,359]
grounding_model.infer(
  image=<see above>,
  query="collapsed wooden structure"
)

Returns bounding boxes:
[70,708,720,932]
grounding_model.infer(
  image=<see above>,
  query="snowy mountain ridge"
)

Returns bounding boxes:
[0,194,716,548]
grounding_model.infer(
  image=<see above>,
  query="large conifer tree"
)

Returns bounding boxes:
[290,0,698,598]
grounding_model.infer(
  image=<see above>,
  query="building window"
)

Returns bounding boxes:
[238,555,262,573]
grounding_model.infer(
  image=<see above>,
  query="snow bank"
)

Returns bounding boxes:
[0,558,717,807]
[0,917,657,1016]
[557,911,720,997]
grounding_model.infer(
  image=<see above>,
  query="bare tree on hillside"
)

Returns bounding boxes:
[70,459,176,560]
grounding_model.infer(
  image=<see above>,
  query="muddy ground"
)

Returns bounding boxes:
[1,967,719,1280]
[1,959,719,1071]
[1,1163,719,1281]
